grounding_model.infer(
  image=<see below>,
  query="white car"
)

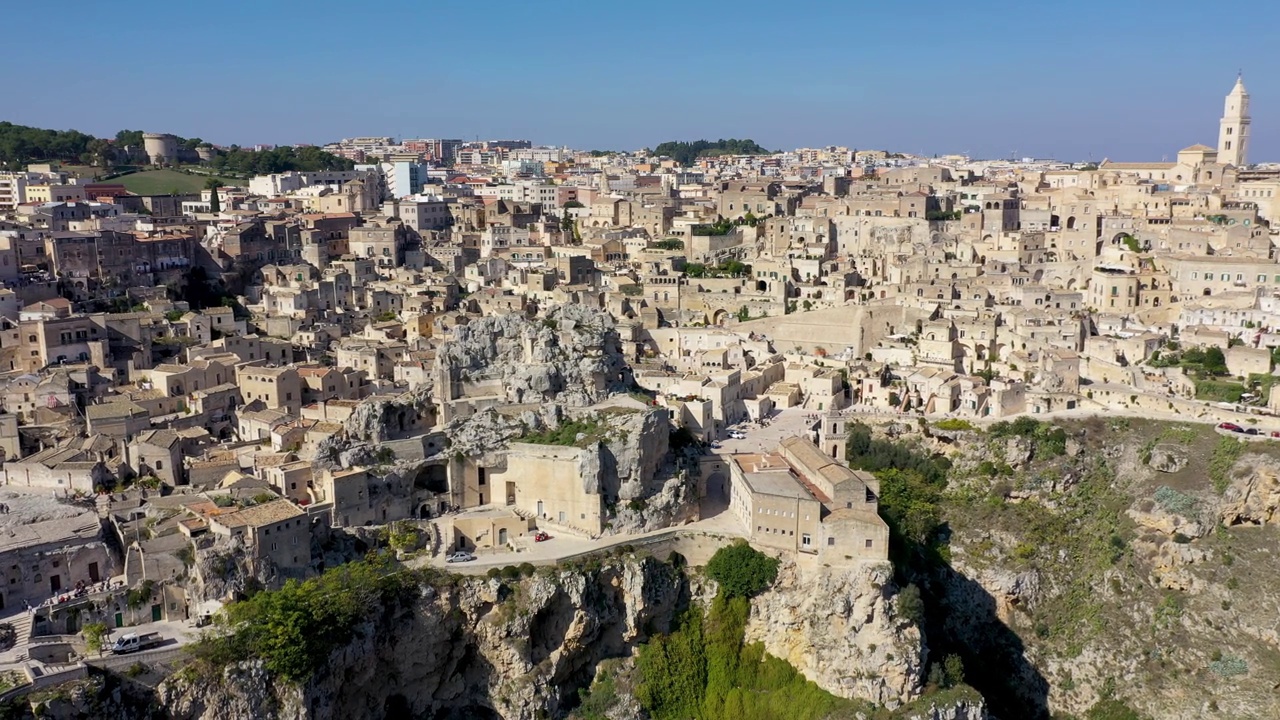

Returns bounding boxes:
[728,431,747,439]
[446,551,476,563]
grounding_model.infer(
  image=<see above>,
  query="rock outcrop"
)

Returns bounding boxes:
[1146,443,1188,473]
[437,304,631,407]
[1219,454,1280,526]
[744,560,924,707]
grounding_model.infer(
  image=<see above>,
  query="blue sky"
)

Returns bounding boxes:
[3,0,1275,161]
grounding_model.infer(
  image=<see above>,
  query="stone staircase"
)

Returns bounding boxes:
[3,612,34,664]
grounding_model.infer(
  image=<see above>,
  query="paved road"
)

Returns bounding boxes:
[715,406,820,455]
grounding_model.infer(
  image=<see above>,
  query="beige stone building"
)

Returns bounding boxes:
[726,437,888,564]
[238,364,303,415]
[207,499,309,577]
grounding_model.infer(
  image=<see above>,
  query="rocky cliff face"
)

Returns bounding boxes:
[1220,453,1280,526]
[141,554,945,720]
[158,556,687,720]
[933,421,1280,720]
[597,407,699,534]
[744,560,925,708]
[438,304,631,407]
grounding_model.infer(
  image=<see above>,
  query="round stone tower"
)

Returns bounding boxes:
[142,133,179,165]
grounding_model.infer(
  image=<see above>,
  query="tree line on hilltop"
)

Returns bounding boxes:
[650,139,773,165]
[0,121,351,173]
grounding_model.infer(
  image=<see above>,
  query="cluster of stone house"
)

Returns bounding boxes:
[0,76,1277,638]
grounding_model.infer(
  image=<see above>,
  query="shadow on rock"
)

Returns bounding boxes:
[923,562,1049,720]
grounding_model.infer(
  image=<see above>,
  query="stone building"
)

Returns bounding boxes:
[207,499,309,578]
[726,437,888,564]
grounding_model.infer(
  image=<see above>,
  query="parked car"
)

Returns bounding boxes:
[728,431,747,439]
[1218,422,1243,432]
[446,551,476,563]
[1269,431,1280,438]
[110,632,162,655]
[1244,427,1261,436]
[534,531,551,542]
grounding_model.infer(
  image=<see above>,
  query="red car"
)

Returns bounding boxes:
[534,531,551,542]
[1218,422,1243,432]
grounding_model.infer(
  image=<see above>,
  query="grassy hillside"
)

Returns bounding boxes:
[108,169,239,195]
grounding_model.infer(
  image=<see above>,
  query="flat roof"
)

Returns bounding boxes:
[732,453,814,501]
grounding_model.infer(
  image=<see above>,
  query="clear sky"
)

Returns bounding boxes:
[3,0,1275,161]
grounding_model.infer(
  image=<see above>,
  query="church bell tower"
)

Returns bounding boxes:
[1217,74,1251,167]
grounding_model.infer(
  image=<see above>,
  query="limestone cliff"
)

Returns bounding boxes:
[25,550,975,720]
[158,556,686,720]
[931,420,1280,719]
[744,559,925,708]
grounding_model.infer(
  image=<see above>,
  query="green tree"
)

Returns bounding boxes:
[1204,346,1228,375]
[895,583,925,624]
[705,541,779,599]
[205,178,223,213]
[650,139,773,166]
[83,622,110,654]
[942,654,965,687]
[115,129,144,148]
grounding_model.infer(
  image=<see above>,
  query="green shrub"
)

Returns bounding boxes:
[1086,697,1144,720]
[1208,655,1248,677]
[933,418,975,432]
[1209,437,1243,494]
[705,542,779,599]
[520,416,607,447]
[575,671,620,719]
[895,584,925,624]
[187,556,419,682]
[1153,486,1198,518]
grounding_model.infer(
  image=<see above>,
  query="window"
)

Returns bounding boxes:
[801,533,811,547]
[865,539,874,549]
[155,460,163,470]
[827,537,835,547]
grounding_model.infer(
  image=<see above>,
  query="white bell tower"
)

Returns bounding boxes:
[1217,74,1251,167]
